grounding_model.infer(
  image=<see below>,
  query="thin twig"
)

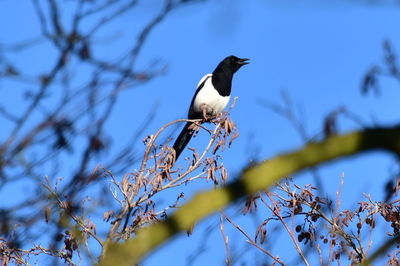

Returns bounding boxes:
[219,213,231,266]
[221,211,285,265]
[263,192,310,266]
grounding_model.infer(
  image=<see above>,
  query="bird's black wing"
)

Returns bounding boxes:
[173,75,211,160]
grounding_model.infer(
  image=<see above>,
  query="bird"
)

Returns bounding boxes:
[172,55,249,161]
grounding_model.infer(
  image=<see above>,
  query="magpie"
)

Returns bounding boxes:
[172,55,249,160]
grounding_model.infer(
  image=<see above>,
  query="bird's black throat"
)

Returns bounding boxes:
[211,66,234,97]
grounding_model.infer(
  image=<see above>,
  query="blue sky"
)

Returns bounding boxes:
[1,0,400,265]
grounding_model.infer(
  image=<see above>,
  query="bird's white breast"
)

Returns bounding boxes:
[193,74,230,115]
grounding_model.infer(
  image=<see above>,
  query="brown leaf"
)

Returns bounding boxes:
[228,132,239,147]
[122,175,129,193]
[87,220,97,235]
[220,165,228,184]
[213,142,220,154]
[44,206,51,223]
[103,210,115,222]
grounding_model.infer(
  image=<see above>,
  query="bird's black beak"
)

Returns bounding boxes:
[237,58,250,66]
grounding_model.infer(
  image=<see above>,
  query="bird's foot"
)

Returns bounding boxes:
[200,104,214,122]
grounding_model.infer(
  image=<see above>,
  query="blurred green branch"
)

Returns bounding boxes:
[100,125,400,266]
[361,234,400,266]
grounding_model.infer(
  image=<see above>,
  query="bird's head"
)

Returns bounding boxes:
[223,55,250,73]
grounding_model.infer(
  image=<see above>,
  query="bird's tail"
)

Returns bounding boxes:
[173,122,194,161]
